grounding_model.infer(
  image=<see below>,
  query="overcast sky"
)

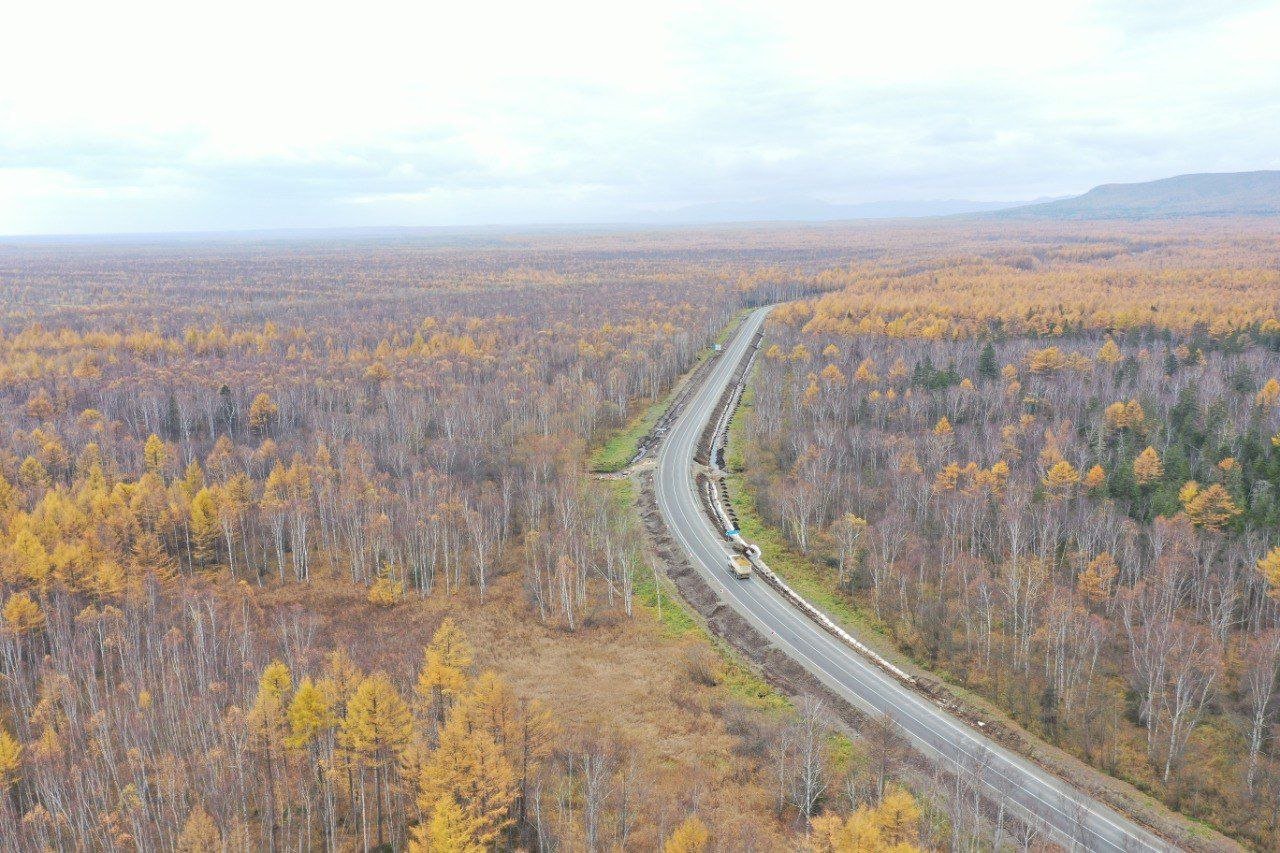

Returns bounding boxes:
[2,0,1278,235]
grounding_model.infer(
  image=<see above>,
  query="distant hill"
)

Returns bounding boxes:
[993,170,1280,220]
[651,197,1029,224]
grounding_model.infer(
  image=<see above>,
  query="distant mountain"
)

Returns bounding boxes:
[650,197,1028,224]
[993,170,1280,220]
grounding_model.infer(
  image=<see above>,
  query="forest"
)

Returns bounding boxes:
[736,219,1280,848]
[0,231,945,851]
[2,219,1275,850]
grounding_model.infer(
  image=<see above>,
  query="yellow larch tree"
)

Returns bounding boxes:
[877,786,922,846]
[810,809,879,853]
[286,677,335,751]
[1257,378,1280,408]
[322,646,364,707]
[89,560,128,602]
[454,671,556,825]
[4,592,45,633]
[179,459,206,502]
[1043,460,1080,493]
[1181,482,1242,530]
[808,786,922,853]
[368,565,405,607]
[129,531,176,583]
[415,701,517,849]
[1078,552,1120,604]
[1258,547,1280,598]
[1124,399,1146,431]
[1104,399,1146,432]
[0,472,16,517]
[176,803,221,852]
[410,794,483,853]
[1027,346,1067,373]
[1084,464,1107,490]
[0,724,22,790]
[416,618,473,725]
[343,672,415,849]
[820,363,846,386]
[932,464,960,494]
[189,487,221,567]
[247,660,293,836]
[142,434,168,474]
[803,373,821,405]
[1133,446,1164,486]
[663,814,710,853]
[8,526,52,588]
[248,392,279,434]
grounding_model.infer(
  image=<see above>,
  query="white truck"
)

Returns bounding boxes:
[728,554,752,579]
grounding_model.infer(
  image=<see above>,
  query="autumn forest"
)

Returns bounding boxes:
[1,220,1278,851]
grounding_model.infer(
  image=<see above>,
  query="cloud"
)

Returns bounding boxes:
[1,0,1278,233]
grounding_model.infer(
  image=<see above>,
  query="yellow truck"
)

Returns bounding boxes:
[728,554,752,579]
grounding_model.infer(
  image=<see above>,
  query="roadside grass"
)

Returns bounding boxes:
[589,309,749,473]
[590,397,673,473]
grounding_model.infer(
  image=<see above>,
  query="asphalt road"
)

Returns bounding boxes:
[653,306,1174,852]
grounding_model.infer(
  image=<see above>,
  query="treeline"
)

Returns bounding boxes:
[742,241,1280,846]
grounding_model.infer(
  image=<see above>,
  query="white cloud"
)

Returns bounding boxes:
[1,0,1278,233]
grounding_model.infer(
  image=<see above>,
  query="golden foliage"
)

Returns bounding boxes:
[410,794,483,853]
[368,571,405,607]
[0,725,22,790]
[176,803,222,852]
[664,814,711,853]
[248,392,279,433]
[343,673,414,765]
[1078,552,1120,604]
[1027,346,1068,374]
[1258,547,1280,598]
[1180,482,1242,530]
[1084,464,1107,490]
[1257,378,1280,408]
[1042,460,1080,492]
[4,591,45,633]
[808,786,922,853]
[416,700,517,847]
[1097,338,1122,364]
[1104,399,1146,432]
[417,618,474,722]
[286,678,335,750]
[1133,446,1163,486]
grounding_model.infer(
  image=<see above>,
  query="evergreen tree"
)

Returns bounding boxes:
[977,340,998,380]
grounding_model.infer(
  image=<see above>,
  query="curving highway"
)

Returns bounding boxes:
[653,306,1174,852]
